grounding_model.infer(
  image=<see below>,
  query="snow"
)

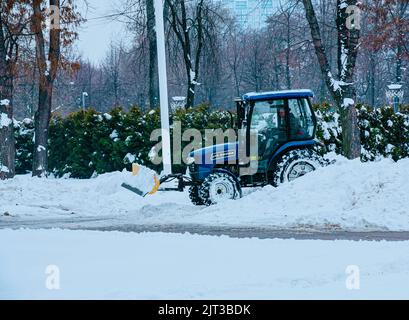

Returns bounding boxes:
[339,1,348,10]
[327,72,353,94]
[172,96,186,102]
[0,165,9,173]
[388,84,403,90]
[1,229,409,299]
[0,113,12,128]
[0,99,10,106]
[1,156,409,231]
[342,98,355,108]
[123,153,136,163]
[109,130,119,140]
[245,89,313,100]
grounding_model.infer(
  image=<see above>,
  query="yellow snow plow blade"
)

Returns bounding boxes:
[132,163,140,176]
[121,164,161,197]
[149,175,161,195]
[123,164,188,197]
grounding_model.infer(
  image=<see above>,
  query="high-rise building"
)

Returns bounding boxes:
[220,0,277,29]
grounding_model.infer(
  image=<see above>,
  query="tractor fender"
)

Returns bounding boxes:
[268,140,318,170]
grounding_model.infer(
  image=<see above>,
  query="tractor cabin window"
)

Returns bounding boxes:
[288,98,315,140]
[250,100,287,159]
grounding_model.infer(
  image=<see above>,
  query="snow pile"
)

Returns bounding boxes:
[1,229,409,300]
[1,156,409,231]
[198,156,409,231]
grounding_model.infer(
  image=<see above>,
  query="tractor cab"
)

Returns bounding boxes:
[236,90,317,174]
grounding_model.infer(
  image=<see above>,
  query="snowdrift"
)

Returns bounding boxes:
[1,156,408,231]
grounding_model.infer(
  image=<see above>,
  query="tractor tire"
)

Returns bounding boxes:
[189,186,204,206]
[199,171,242,206]
[271,149,329,187]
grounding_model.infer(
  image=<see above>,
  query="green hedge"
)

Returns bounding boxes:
[15,104,233,178]
[14,104,409,178]
[315,105,409,161]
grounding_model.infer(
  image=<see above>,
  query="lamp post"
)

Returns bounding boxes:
[82,92,89,111]
[154,0,172,175]
[386,84,404,113]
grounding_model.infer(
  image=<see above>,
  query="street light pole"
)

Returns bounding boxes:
[82,92,88,111]
[154,0,172,175]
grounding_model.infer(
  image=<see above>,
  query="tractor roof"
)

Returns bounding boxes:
[243,89,314,102]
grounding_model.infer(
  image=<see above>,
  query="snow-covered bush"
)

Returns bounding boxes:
[14,105,234,178]
[47,107,162,178]
[359,106,409,162]
[314,103,409,162]
[13,103,409,178]
[315,110,342,154]
[14,118,35,174]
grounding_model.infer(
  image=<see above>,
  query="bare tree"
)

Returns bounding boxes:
[0,0,31,179]
[31,0,82,176]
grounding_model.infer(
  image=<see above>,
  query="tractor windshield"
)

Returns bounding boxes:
[249,100,287,167]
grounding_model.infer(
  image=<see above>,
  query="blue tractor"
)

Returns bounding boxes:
[160,89,328,206]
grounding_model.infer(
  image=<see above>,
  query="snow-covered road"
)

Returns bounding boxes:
[2,216,409,241]
[1,229,409,300]
[1,155,409,232]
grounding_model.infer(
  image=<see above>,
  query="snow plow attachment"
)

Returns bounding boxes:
[121,164,161,197]
[121,164,192,197]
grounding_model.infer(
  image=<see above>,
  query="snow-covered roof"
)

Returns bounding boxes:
[387,84,403,90]
[243,89,314,101]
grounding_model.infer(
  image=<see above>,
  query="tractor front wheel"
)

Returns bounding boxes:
[271,149,328,187]
[189,186,205,206]
[199,171,242,206]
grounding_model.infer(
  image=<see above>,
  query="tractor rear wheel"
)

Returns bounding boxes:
[199,171,242,206]
[271,149,328,187]
[189,186,204,206]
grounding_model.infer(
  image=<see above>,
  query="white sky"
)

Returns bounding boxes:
[77,0,130,63]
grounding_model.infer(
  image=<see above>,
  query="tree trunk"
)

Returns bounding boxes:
[167,0,204,109]
[33,85,52,176]
[369,53,376,107]
[32,0,61,177]
[146,0,159,108]
[186,68,196,108]
[0,20,15,180]
[0,66,15,180]
[396,0,408,83]
[302,0,361,159]
[336,0,361,159]
[285,20,291,89]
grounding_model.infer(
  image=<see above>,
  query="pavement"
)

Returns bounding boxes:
[1,215,409,241]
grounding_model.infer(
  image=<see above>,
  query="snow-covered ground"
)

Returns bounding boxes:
[1,156,409,231]
[1,229,409,300]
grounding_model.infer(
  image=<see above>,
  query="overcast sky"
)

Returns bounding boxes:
[77,0,129,63]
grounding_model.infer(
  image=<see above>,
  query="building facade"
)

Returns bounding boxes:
[221,0,277,29]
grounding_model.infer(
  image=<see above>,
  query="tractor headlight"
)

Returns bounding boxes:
[186,156,195,165]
